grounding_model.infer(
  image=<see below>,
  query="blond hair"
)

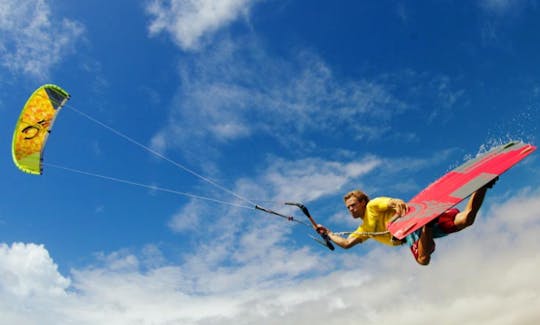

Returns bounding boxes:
[343,190,370,203]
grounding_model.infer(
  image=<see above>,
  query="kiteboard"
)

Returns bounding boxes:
[388,141,536,240]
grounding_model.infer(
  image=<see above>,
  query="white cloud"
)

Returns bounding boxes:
[478,0,530,15]
[146,0,259,51]
[0,0,84,79]
[0,242,70,298]
[476,0,536,47]
[258,156,382,203]
[168,199,207,232]
[0,243,72,325]
[166,147,455,237]
[1,188,540,324]
[151,40,409,157]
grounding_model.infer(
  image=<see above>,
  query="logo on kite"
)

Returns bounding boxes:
[21,119,52,140]
[12,84,70,175]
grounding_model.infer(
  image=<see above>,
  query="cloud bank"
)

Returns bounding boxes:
[1,188,539,324]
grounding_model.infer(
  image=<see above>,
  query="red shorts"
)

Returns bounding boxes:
[433,208,460,235]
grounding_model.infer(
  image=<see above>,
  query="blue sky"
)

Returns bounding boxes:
[1,0,540,324]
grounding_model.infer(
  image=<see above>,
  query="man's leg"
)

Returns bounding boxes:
[416,225,435,265]
[454,177,498,231]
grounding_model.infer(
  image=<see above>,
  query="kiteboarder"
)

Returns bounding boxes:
[316,178,498,265]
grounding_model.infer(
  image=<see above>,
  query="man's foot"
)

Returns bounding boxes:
[485,176,499,189]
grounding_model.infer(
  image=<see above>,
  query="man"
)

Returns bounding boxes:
[317,179,497,265]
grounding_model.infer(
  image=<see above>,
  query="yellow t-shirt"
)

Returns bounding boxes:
[349,197,402,246]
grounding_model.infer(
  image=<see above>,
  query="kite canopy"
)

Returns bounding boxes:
[12,84,70,175]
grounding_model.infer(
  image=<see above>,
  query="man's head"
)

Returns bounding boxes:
[344,190,369,219]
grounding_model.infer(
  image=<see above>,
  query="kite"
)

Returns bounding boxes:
[12,84,70,175]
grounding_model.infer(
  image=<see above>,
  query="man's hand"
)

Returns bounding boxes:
[316,224,330,235]
[390,198,408,217]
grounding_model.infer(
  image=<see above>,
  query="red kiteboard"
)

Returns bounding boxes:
[388,141,536,240]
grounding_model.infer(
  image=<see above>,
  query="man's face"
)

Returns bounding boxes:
[345,196,366,219]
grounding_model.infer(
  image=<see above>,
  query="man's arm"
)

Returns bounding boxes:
[317,225,366,249]
[327,231,365,249]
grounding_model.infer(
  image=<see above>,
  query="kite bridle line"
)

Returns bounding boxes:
[253,204,311,227]
[33,93,394,249]
[27,90,258,208]
[30,92,255,206]
[64,104,259,208]
[42,162,255,210]
[44,162,337,244]
[35,94,337,244]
